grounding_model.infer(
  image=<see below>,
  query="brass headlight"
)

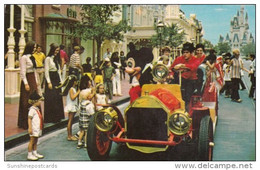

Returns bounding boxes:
[169,111,191,136]
[152,64,169,83]
[95,107,118,132]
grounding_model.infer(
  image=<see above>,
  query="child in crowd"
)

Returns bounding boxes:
[27,91,44,161]
[220,57,232,98]
[64,76,80,141]
[95,84,108,110]
[77,76,95,149]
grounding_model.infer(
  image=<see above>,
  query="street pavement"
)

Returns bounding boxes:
[213,59,256,161]
[213,87,255,160]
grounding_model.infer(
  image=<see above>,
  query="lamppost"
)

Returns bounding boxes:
[196,21,202,44]
[157,21,164,56]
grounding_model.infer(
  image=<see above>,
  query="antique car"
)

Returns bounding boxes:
[87,64,218,161]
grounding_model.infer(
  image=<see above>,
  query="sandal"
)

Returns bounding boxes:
[77,143,83,149]
[67,136,78,141]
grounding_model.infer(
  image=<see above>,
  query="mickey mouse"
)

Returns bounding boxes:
[125,45,155,103]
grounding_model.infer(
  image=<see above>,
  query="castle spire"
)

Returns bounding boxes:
[239,5,244,25]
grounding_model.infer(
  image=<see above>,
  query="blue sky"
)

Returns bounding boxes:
[180,5,256,45]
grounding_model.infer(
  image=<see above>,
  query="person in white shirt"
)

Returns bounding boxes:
[103,48,112,60]
[64,76,80,141]
[44,43,64,123]
[18,41,38,129]
[27,91,44,161]
[95,84,108,110]
[69,46,83,80]
[220,57,232,98]
[111,52,122,96]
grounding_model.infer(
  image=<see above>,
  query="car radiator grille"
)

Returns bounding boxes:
[126,108,168,147]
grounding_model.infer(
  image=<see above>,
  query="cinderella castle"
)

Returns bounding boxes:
[219,5,254,50]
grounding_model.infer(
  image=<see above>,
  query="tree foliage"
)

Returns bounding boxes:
[240,43,256,56]
[214,42,231,55]
[150,23,185,49]
[74,5,131,62]
[202,39,214,49]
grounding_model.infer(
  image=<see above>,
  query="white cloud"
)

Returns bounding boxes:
[215,8,226,11]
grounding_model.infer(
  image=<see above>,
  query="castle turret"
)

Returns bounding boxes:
[239,5,244,25]
[225,33,230,43]
[245,12,249,30]
[219,35,224,43]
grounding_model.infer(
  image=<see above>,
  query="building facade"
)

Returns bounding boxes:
[219,5,254,50]
[123,5,203,59]
[5,4,203,103]
[4,5,94,103]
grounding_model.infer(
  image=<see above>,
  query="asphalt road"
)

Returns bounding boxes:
[5,61,255,161]
[212,59,256,161]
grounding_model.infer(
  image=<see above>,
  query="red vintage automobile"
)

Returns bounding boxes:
[87,64,218,161]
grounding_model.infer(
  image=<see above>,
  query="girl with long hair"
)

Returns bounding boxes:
[44,43,64,123]
[18,41,38,129]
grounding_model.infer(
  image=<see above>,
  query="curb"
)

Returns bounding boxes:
[4,97,130,150]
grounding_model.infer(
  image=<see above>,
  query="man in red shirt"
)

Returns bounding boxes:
[194,43,206,95]
[170,42,200,112]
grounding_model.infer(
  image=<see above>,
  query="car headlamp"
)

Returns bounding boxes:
[169,110,191,136]
[152,64,169,82]
[95,107,118,132]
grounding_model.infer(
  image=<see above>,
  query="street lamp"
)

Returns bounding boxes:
[157,21,164,56]
[196,21,202,44]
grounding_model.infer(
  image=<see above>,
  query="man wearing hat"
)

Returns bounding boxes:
[27,91,44,160]
[169,42,200,112]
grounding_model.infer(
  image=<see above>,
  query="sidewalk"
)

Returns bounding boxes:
[4,74,131,147]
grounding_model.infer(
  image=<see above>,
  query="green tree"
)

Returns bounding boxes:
[74,5,131,63]
[214,42,231,55]
[202,39,214,49]
[240,43,256,56]
[150,23,185,52]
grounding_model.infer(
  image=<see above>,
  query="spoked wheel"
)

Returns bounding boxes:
[96,130,112,155]
[87,115,112,160]
[198,115,214,161]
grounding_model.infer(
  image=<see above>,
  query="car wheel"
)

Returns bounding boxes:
[87,115,112,160]
[198,115,214,161]
[111,107,125,136]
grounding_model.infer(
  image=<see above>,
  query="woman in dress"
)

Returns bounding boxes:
[44,43,64,123]
[18,41,38,129]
